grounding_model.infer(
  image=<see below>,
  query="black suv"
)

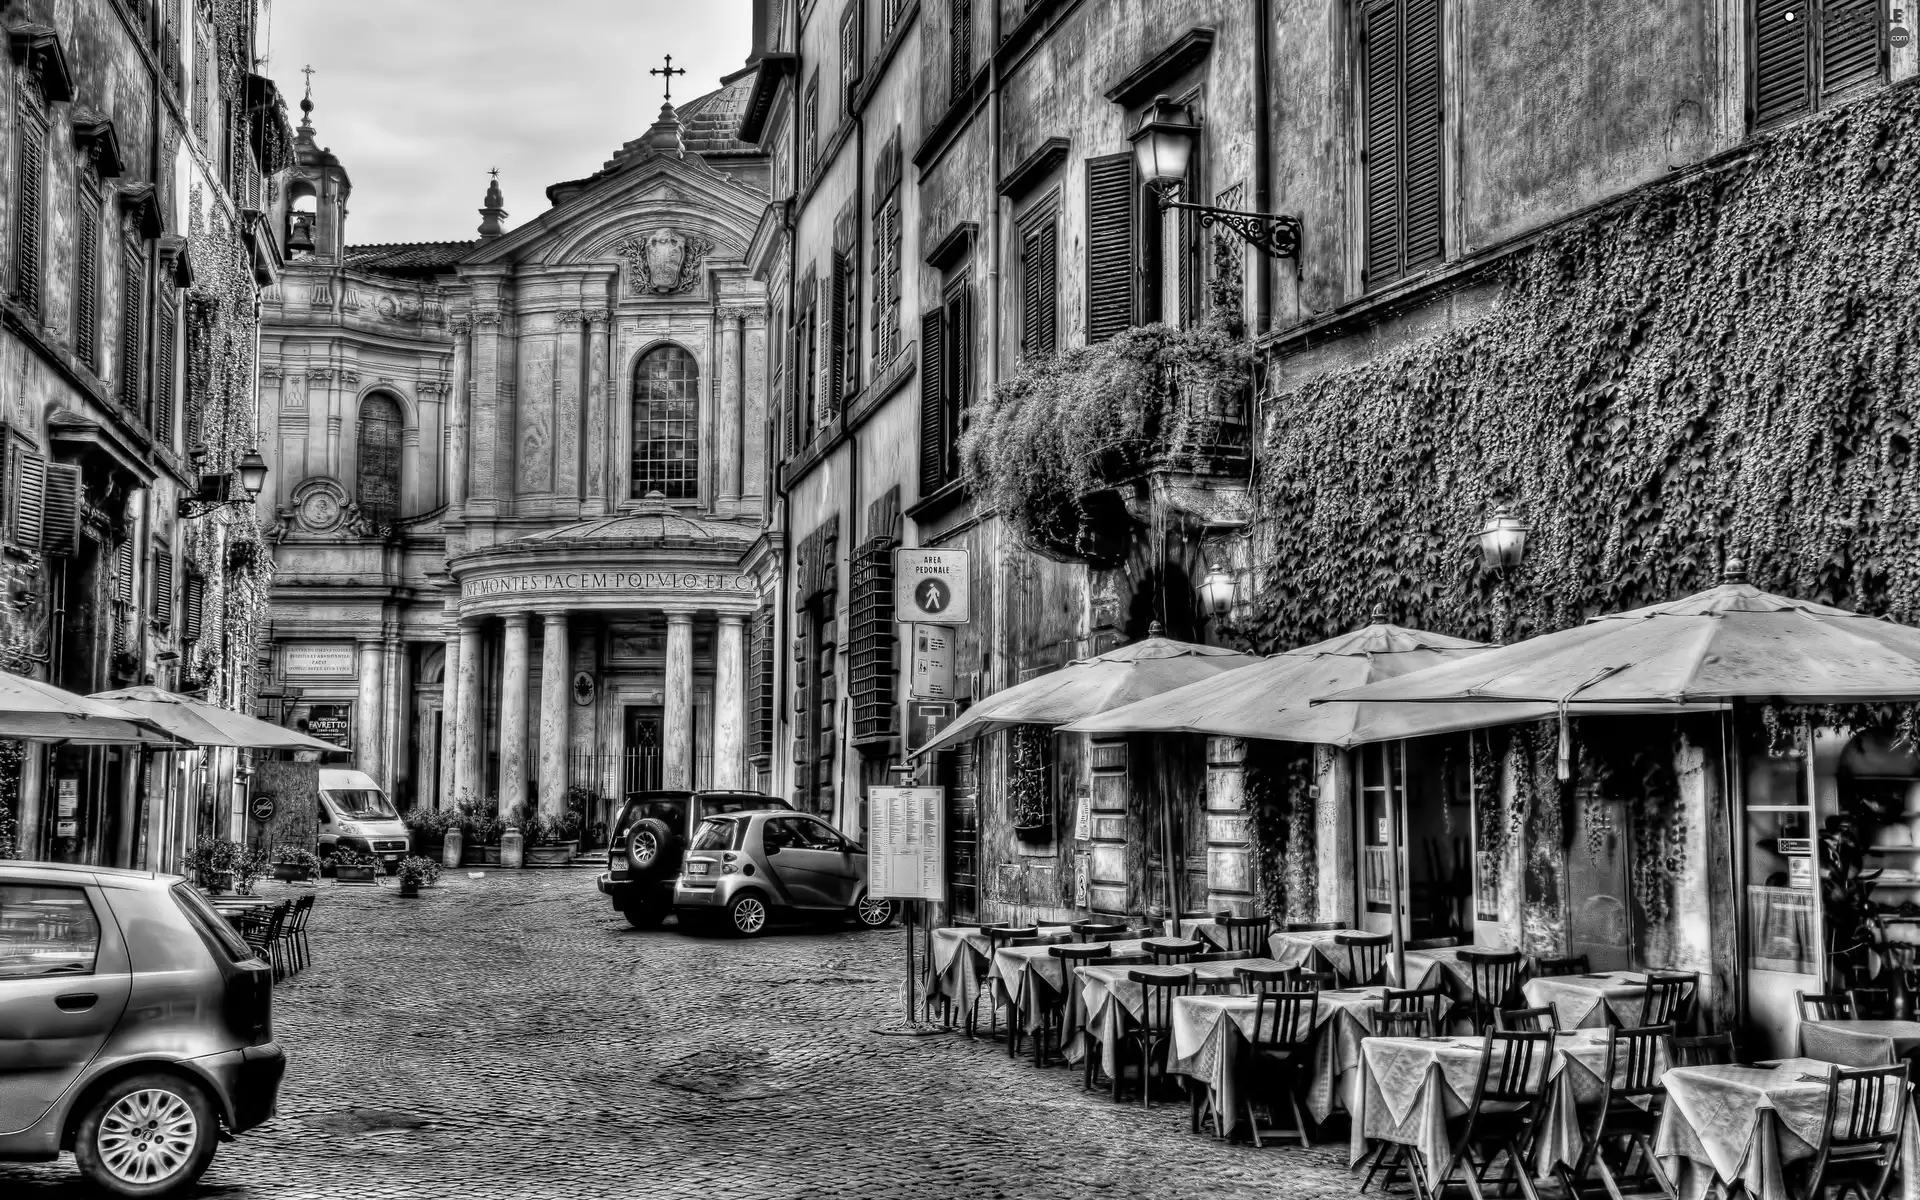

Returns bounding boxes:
[595,790,791,927]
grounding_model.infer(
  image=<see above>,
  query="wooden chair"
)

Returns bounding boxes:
[1191,949,1253,993]
[1849,987,1895,1021]
[1043,943,1111,1072]
[1456,948,1526,1033]
[1385,987,1450,1036]
[1298,969,1340,992]
[1335,932,1391,986]
[1217,914,1273,955]
[1242,989,1320,1147]
[1670,1031,1737,1067]
[1568,1025,1676,1200]
[1372,1008,1432,1037]
[1235,964,1296,994]
[1118,968,1195,1107]
[1103,951,1152,966]
[1146,937,1206,966]
[273,894,314,975]
[1643,970,1698,1030]
[1284,921,1346,932]
[1533,954,1588,977]
[1071,920,1128,942]
[1496,1005,1560,1033]
[242,901,293,981]
[1794,1063,1912,1200]
[1417,1030,1555,1200]
[970,926,1038,1038]
[1798,991,1854,1022]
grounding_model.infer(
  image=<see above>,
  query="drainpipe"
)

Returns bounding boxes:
[837,111,866,836]
[777,0,802,809]
[1252,0,1273,336]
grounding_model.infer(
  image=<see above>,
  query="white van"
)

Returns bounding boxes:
[315,768,411,873]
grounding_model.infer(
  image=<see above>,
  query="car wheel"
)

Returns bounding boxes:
[73,1072,218,1198]
[726,892,770,937]
[623,901,667,930]
[626,818,677,874]
[854,892,894,929]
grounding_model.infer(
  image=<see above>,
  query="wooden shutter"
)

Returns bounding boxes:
[1362,0,1404,287]
[153,302,176,447]
[1363,0,1445,287]
[120,242,144,412]
[1754,0,1813,125]
[151,544,173,626]
[42,464,80,557]
[112,538,135,653]
[1821,0,1884,102]
[918,309,947,493]
[1086,154,1136,343]
[1401,0,1445,275]
[183,572,204,644]
[841,5,861,105]
[1020,220,1058,358]
[14,114,45,317]
[950,0,974,104]
[12,446,45,551]
[782,330,799,458]
[75,198,100,372]
[848,537,898,741]
[828,257,848,412]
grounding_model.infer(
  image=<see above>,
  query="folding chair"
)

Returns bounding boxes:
[1795,1063,1912,1200]
[1412,1030,1554,1200]
[1242,989,1320,1147]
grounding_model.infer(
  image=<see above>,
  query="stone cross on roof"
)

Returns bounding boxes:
[650,55,687,103]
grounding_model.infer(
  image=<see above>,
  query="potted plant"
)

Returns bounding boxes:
[465,812,504,865]
[405,807,455,861]
[333,848,381,884]
[270,845,321,882]
[232,845,270,895]
[190,837,239,895]
[394,855,441,897]
[523,813,581,867]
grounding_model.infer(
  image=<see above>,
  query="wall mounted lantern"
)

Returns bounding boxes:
[1131,94,1302,259]
[1477,506,1531,572]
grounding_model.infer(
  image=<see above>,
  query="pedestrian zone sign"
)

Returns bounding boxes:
[894,549,970,625]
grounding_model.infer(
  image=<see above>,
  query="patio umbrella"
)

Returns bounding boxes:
[1064,620,1570,746]
[91,686,342,752]
[0,670,179,745]
[907,624,1259,759]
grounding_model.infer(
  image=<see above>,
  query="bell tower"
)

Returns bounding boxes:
[277,67,352,261]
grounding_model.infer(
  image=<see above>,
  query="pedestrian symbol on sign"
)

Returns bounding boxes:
[915,578,951,614]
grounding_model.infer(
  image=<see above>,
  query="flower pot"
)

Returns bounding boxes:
[398,879,421,897]
[464,844,501,867]
[203,870,235,895]
[271,863,315,882]
[524,840,579,868]
[335,864,378,884]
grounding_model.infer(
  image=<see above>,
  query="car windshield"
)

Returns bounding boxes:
[696,796,787,819]
[327,789,397,820]
[171,883,255,963]
[690,818,742,852]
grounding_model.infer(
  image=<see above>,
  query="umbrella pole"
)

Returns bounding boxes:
[1389,740,1410,987]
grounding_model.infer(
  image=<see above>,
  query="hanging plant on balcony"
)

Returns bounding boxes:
[960,321,1253,562]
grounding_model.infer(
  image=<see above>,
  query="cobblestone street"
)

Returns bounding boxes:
[3,869,1359,1199]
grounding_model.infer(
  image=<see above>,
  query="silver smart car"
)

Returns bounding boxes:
[672,810,894,936]
[0,862,285,1196]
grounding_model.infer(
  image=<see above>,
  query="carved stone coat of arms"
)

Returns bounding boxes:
[617,229,711,295]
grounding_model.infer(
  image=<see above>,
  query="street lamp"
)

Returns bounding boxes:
[1198,561,1238,618]
[1130,94,1302,259]
[1477,506,1530,573]
[179,448,269,518]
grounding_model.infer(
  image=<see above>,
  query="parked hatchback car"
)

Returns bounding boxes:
[0,862,285,1197]
[596,790,792,927]
[672,810,894,936]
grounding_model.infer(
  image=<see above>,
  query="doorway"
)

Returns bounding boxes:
[1567,792,1634,971]
[622,706,664,794]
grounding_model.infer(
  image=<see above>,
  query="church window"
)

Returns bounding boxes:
[631,345,700,501]
[356,393,403,526]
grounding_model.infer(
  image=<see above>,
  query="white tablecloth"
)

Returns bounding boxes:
[1522,971,1648,1029]
[988,938,1147,1034]
[1801,1019,1920,1067]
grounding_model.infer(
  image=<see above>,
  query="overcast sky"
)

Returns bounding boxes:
[263,1,755,245]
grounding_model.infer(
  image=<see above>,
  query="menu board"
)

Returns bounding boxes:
[868,786,945,901]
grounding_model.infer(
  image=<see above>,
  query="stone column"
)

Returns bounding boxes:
[380,638,403,794]
[356,639,385,784]
[499,613,531,820]
[456,619,483,804]
[584,309,611,511]
[400,426,423,518]
[537,611,570,819]
[384,639,410,801]
[440,626,461,807]
[448,320,471,510]
[663,612,694,789]
[713,614,746,789]
[718,309,746,505]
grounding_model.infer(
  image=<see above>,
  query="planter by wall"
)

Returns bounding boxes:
[465,845,501,866]
[524,840,579,867]
[271,864,316,883]
[202,870,235,895]
[335,864,378,884]
[397,879,420,898]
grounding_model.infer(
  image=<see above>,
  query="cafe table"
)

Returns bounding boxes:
[1800,1018,1920,1067]
[1167,984,1392,1137]
[1521,970,1648,1029]
[989,938,1147,1037]
[925,925,1071,1020]
[1656,1057,1920,1200]
[1189,957,1290,994]
[1351,1028,1617,1184]
[1177,917,1235,951]
[1267,929,1472,992]
[1070,963,1196,1080]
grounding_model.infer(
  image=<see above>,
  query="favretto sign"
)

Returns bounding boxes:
[462,571,757,600]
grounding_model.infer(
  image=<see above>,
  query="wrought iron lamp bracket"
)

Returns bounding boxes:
[1149,181,1302,259]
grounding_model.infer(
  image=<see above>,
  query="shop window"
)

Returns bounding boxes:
[630,346,699,501]
[356,392,403,525]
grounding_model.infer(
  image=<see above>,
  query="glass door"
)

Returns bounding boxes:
[1743,727,1819,1061]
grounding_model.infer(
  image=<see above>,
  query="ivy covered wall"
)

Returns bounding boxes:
[1248,81,1920,651]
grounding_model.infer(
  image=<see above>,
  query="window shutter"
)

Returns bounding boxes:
[1086,155,1137,343]
[12,446,45,551]
[154,302,176,448]
[120,242,145,413]
[747,605,775,758]
[1020,220,1058,358]
[1822,0,1884,102]
[828,255,848,411]
[918,309,947,493]
[1362,0,1405,287]
[14,114,46,317]
[841,5,861,105]
[183,320,202,448]
[950,0,974,105]
[42,464,80,557]
[75,196,101,373]
[1754,0,1813,126]
[1401,0,1445,275]
[183,572,205,644]
[848,537,898,741]
[112,538,134,654]
[151,544,173,626]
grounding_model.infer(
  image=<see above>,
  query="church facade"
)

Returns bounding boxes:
[257,70,776,824]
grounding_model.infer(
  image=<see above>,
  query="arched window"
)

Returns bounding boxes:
[356,393,402,525]
[287,180,318,255]
[631,345,699,500]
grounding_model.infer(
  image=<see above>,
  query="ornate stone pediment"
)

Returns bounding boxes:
[277,477,382,543]
[615,229,710,296]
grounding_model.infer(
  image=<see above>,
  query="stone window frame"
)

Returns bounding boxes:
[628,343,702,503]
